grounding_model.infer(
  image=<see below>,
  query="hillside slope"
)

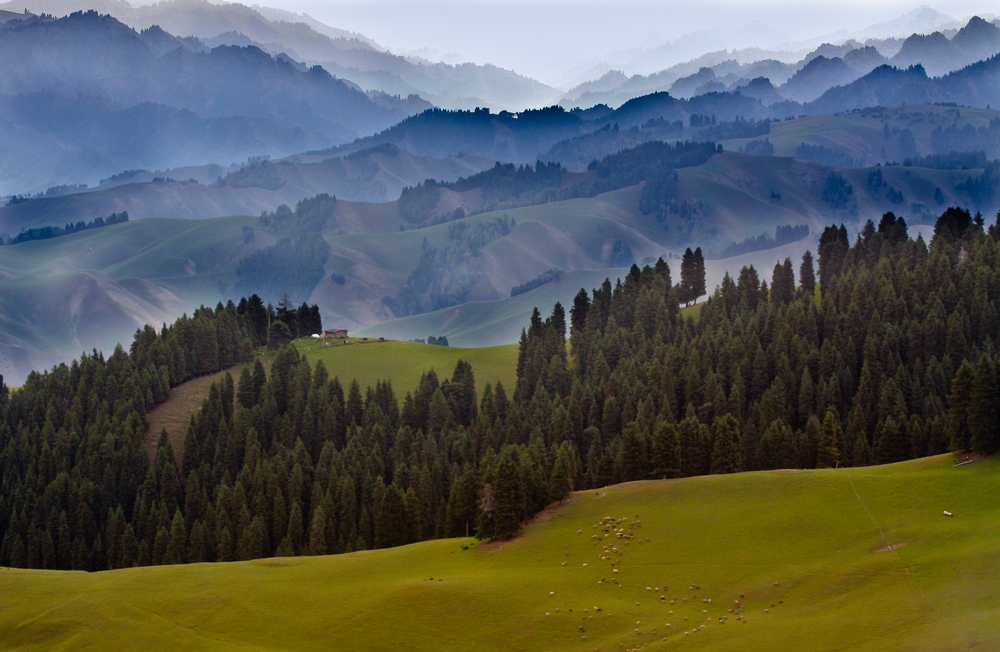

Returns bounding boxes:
[0,454,995,650]
[0,145,494,232]
[0,152,979,382]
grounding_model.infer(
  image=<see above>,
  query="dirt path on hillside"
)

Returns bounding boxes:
[145,364,244,468]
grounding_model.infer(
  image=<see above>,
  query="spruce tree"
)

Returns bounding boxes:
[267,321,292,349]
[816,411,842,469]
[799,250,816,294]
[492,448,524,539]
[549,444,573,503]
[651,422,681,478]
[968,355,1000,453]
[570,289,591,335]
[308,506,328,555]
[375,485,408,549]
[710,414,742,474]
[679,247,696,305]
[948,360,975,451]
[693,247,706,302]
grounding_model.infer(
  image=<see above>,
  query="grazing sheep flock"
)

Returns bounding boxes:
[539,508,787,648]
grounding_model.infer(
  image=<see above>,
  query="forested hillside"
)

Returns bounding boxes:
[2,206,997,569]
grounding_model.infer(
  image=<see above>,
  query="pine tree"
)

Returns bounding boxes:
[818,224,849,286]
[375,485,408,549]
[551,302,567,340]
[651,422,681,478]
[692,247,706,302]
[237,366,256,408]
[678,415,711,476]
[710,414,742,474]
[967,355,1000,453]
[307,506,328,555]
[549,443,573,503]
[287,501,304,554]
[570,289,590,335]
[492,448,524,539]
[347,380,364,426]
[816,411,842,469]
[679,247,696,305]
[267,321,292,349]
[947,360,975,451]
[799,250,816,294]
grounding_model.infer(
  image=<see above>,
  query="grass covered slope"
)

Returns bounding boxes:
[296,338,519,396]
[1,454,996,651]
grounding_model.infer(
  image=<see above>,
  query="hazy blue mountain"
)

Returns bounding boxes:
[780,56,859,103]
[670,68,722,99]
[0,11,430,193]
[0,91,332,195]
[0,12,424,135]
[806,64,944,114]
[563,16,999,114]
[0,0,560,110]
[891,32,965,76]
[806,53,1000,115]
[734,77,786,106]
[951,16,1000,63]
[325,106,592,163]
[842,46,889,74]
[850,5,959,41]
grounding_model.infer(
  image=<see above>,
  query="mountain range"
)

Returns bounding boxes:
[3,2,1000,386]
[0,0,560,110]
[560,16,1000,109]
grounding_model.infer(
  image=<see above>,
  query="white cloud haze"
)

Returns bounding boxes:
[258,0,1000,86]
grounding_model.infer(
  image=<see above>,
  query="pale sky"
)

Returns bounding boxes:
[274,0,1000,86]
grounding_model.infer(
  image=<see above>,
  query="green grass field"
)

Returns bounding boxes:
[295,338,519,396]
[1,453,996,651]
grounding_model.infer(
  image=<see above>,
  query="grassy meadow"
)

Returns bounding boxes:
[294,338,520,396]
[1,453,996,650]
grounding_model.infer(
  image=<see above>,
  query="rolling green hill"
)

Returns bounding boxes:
[295,338,519,396]
[0,453,995,650]
[0,149,980,383]
[721,105,1000,167]
[0,145,494,233]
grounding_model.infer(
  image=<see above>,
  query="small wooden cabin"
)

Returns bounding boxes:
[322,328,349,339]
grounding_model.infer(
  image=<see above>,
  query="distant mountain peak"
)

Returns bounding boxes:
[855,5,959,40]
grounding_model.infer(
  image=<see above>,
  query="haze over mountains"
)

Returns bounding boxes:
[3,1,1000,383]
[0,0,559,110]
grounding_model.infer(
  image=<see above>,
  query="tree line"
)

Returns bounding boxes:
[3,212,128,245]
[1,206,998,571]
[0,295,320,570]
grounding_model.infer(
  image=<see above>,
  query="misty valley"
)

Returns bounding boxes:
[0,1,998,650]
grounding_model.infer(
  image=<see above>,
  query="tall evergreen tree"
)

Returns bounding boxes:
[492,448,524,539]
[799,250,816,294]
[710,414,742,474]
[374,485,409,549]
[817,411,842,469]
